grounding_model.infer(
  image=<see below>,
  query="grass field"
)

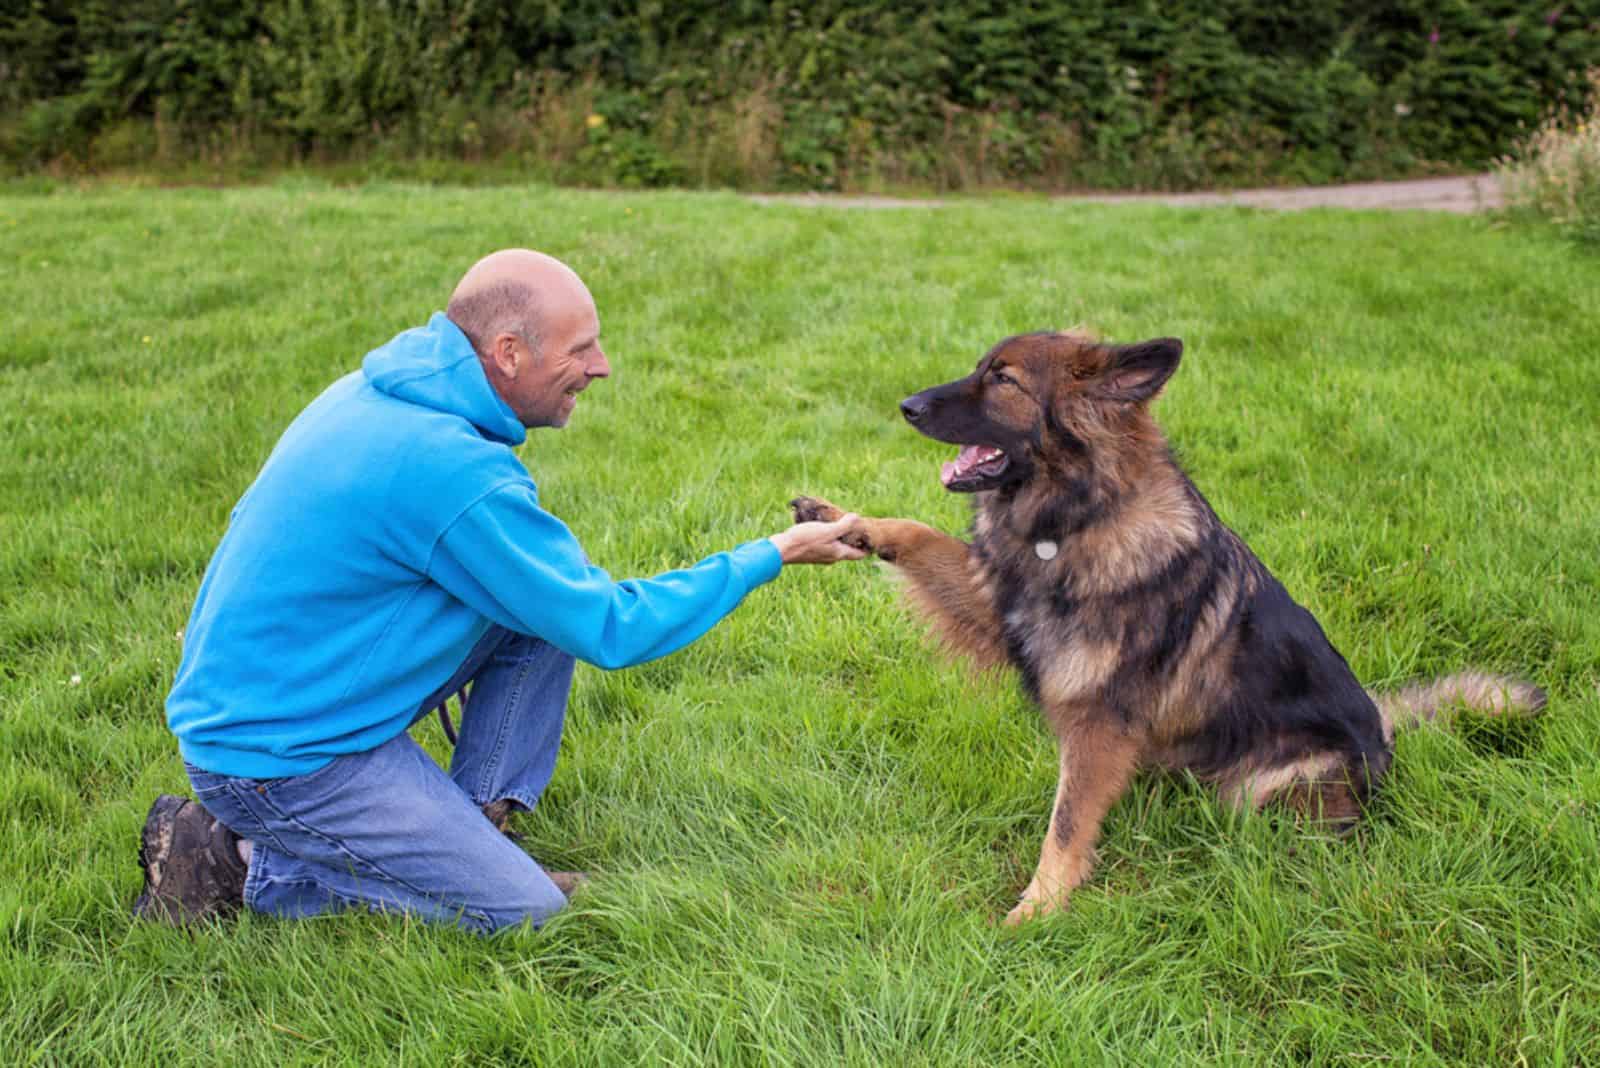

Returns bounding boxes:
[3,181,1598,1065]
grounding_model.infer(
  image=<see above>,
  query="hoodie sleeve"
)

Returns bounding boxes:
[425,483,784,670]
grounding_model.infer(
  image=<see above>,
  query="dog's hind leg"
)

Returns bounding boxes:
[1006,716,1142,925]
[791,496,1007,668]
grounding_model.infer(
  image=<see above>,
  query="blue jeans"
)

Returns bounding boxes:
[185,626,576,934]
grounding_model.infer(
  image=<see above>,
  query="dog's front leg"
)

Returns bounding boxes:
[790,496,1007,669]
[1006,714,1142,925]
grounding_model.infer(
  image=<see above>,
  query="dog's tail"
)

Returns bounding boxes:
[1372,671,1546,739]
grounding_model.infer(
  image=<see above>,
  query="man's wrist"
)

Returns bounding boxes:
[732,537,785,582]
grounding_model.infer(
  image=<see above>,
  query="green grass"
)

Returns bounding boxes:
[3,180,1599,1065]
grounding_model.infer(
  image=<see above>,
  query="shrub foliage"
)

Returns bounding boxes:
[4,0,1600,189]
[1498,69,1600,241]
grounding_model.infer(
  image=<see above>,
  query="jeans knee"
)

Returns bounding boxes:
[478,884,569,934]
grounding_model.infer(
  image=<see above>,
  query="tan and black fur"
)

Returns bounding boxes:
[792,330,1544,925]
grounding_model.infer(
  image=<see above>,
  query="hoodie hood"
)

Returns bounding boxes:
[361,312,526,446]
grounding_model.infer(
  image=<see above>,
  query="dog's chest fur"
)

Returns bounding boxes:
[970,501,1160,713]
[968,477,1256,735]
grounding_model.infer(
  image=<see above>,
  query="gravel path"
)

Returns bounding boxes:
[748,174,1502,213]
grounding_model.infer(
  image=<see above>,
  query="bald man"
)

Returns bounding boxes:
[133,250,862,932]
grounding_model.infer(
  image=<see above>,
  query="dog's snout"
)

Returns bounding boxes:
[900,396,930,424]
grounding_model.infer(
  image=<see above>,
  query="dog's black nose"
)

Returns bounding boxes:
[900,396,929,424]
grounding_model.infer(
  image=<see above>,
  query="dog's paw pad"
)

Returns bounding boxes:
[789,495,844,524]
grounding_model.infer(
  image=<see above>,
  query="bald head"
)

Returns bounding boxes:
[447,249,609,429]
[446,249,591,357]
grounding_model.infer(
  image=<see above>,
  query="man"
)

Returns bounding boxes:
[134,249,863,933]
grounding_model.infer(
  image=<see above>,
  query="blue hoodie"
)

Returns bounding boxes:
[167,313,783,779]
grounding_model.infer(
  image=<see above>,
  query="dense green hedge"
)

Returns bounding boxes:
[4,1,1598,189]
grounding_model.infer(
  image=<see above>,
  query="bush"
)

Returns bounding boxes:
[5,96,96,166]
[253,0,506,153]
[1497,69,1600,243]
[5,1,1600,191]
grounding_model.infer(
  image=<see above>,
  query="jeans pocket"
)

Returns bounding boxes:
[184,762,238,802]
[181,765,276,850]
[182,759,330,852]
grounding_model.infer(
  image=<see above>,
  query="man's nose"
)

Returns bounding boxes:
[900,395,930,424]
[588,347,611,378]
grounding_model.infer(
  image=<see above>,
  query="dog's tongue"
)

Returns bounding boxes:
[941,445,1004,486]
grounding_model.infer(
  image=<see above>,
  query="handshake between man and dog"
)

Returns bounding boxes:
[792,330,1543,926]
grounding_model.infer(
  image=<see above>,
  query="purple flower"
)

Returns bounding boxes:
[1546,6,1564,26]
[1428,26,1440,45]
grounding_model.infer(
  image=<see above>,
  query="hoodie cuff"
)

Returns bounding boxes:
[733,538,784,588]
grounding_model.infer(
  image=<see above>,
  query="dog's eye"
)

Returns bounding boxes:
[990,370,1016,387]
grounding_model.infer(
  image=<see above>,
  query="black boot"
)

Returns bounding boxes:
[481,798,525,838]
[132,795,248,925]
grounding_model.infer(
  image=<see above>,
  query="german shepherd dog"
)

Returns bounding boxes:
[791,331,1544,925]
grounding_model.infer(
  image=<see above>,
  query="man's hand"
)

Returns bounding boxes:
[769,515,869,565]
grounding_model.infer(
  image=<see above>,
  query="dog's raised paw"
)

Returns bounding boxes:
[789,495,845,525]
[790,495,876,554]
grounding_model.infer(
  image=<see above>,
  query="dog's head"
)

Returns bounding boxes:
[900,331,1183,493]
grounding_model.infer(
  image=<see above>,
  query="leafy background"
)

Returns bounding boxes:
[5,1,1600,189]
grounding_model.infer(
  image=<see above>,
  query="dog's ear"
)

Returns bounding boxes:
[1094,337,1183,404]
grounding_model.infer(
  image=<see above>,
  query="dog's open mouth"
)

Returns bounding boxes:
[940,445,1009,492]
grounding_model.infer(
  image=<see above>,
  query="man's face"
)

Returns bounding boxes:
[507,290,609,429]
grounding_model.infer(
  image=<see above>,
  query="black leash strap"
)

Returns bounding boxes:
[432,686,469,745]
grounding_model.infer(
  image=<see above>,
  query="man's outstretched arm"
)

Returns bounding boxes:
[426,484,862,670]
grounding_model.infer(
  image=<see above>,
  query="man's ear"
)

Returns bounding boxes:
[1094,337,1183,404]
[490,332,522,380]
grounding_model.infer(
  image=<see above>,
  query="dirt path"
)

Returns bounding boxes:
[748,174,1502,213]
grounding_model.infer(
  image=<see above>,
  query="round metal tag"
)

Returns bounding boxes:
[1034,540,1059,561]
